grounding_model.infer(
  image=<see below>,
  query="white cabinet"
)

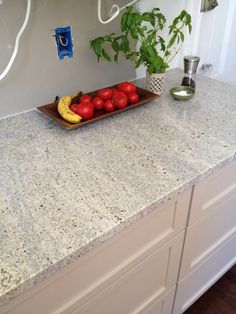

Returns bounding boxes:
[71,234,184,314]
[0,189,191,314]
[173,160,236,314]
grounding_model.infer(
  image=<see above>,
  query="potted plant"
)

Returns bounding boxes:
[90,6,192,95]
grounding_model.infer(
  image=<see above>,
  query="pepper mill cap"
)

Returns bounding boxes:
[184,55,200,74]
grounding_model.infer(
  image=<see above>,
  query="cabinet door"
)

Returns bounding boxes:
[69,233,184,314]
[179,190,236,279]
[173,233,236,314]
[189,159,236,225]
[137,287,176,314]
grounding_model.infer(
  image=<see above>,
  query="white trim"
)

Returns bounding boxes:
[218,0,236,75]
[0,108,34,120]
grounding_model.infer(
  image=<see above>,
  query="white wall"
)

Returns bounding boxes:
[0,0,136,118]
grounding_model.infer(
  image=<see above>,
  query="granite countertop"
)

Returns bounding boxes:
[0,69,236,306]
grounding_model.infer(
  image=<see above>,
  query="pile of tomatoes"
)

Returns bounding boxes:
[70,81,139,121]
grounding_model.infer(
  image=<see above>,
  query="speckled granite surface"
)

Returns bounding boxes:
[0,69,236,306]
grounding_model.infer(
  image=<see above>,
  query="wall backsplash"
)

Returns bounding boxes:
[0,0,135,118]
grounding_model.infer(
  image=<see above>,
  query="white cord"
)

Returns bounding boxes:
[0,0,31,81]
[98,0,119,24]
[59,34,69,47]
[98,0,139,24]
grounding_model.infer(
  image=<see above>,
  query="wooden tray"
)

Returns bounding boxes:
[37,85,159,129]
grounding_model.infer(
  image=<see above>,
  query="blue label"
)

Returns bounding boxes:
[55,26,73,60]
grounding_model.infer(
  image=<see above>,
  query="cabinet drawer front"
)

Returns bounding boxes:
[1,190,190,314]
[70,233,184,314]
[189,159,236,224]
[179,191,236,279]
[138,287,175,314]
[173,233,236,314]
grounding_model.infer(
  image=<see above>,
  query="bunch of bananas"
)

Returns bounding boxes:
[57,95,82,124]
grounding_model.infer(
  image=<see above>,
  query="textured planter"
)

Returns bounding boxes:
[146,72,166,95]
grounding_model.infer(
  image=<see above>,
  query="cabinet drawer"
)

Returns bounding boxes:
[179,190,236,279]
[138,286,175,314]
[70,233,184,314]
[1,189,190,314]
[173,233,236,314]
[189,159,236,224]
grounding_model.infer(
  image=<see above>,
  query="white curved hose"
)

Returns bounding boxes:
[98,0,119,24]
[0,0,31,81]
[98,0,139,24]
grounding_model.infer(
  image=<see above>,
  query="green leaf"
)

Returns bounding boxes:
[121,36,130,52]
[168,25,174,35]
[185,13,192,25]
[179,31,184,42]
[101,48,111,62]
[155,12,166,29]
[147,31,156,43]
[179,10,186,21]
[167,33,177,49]
[121,12,129,32]
[127,12,133,28]
[142,12,155,26]
[172,16,179,26]
[188,24,192,34]
[164,50,171,57]
[90,38,103,61]
[111,39,120,52]
[114,53,119,62]
[158,36,166,51]
[130,27,138,39]
[133,12,143,25]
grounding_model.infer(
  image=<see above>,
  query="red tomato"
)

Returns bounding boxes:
[76,102,94,120]
[70,103,80,114]
[104,99,116,112]
[93,97,104,110]
[111,88,118,95]
[112,91,128,109]
[80,95,92,103]
[117,82,137,95]
[128,92,140,104]
[97,88,113,100]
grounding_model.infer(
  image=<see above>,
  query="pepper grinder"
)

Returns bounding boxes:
[181,56,200,90]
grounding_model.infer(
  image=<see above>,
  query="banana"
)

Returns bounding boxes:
[57,95,82,124]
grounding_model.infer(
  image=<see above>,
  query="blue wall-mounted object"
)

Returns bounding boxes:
[55,26,73,60]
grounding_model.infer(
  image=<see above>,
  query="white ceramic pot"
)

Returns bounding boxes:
[146,72,166,95]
